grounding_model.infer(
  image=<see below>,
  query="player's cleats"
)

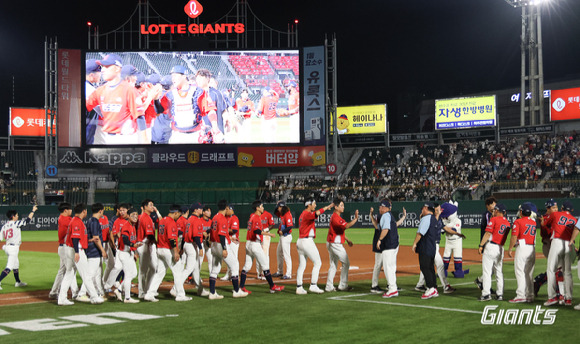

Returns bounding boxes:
[325,286,337,292]
[563,299,572,306]
[282,275,292,280]
[496,295,503,301]
[113,289,123,301]
[124,298,140,304]
[144,295,159,302]
[308,285,324,294]
[91,296,105,305]
[48,293,58,300]
[197,288,210,297]
[443,285,456,294]
[296,286,307,295]
[509,298,527,303]
[220,275,231,281]
[382,291,399,298]
[170,287,177,297]
[58,299,74,306]
[257,275,266,281]
[75,295,91,303]
[233,289,249,298]
[208,293,224,300]
[544,298,559,306]
[574,303,580,311]
[270,285,285,293]
[175,296,192,302]
[272,272,283,278]
[371,286,385,294]
[478,294,491,302]
[474,278,483,290]
[338,286,353,292]
[241,287,252,295]
[422,288,439,300]
[15,282,27,287]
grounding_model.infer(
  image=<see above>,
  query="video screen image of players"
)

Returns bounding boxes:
[84,50,300,145]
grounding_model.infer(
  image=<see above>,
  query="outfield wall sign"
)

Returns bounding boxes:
[435,95,496,130]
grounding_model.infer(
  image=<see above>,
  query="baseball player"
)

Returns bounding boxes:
[370,202,407,293]
[151,74,174,144]
[441,201,468,278]
[256,207,276,280]
[183,203,209,296]
[86,54,148,144]
[0,205,37,290]
[208,200,248,299]
[193,69,229,143]
[136,199,160,299]
[239,201,285,294]
[220,204,240,281]
[257,88,279,143]
[412,202,440,299]
[533,199,563,298]
[200,205,214,288]
[85,59,101,145]
[146,204,191,302]
[277,81,299,117]
[296,198,334,295]
[234,88,255,119]
[325,198,357,292]
[376,200,402,298]
[508,202,538,303]
[49,203,78,299]
[543,201,576,306]
[475,197,497,294]
[103,203,129,297]
[117,208,143,303]
[273,201,293,279]
[477,203,511,301]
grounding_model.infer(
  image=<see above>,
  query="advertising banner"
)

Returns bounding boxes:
[57,49,82,147]
[333,104,387,135]
[237,146,325,167]
[435,95,496,130]
[9,108,56,137]
[303,46,326,146]
[550,87,580,121]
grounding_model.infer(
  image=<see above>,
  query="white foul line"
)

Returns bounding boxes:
[328,293,483,314]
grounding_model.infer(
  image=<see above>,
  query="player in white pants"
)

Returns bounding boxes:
[136,199,161,298]
[49,203,78,299]
[221,205,241,281]
[508,202,538,303]
[0,205,37,290]
[273,201,293,279]
[325,198,357,292]
[256,209,275,279]
[296,198,334,295]
[183,203,209,296]
[440,201,468,278]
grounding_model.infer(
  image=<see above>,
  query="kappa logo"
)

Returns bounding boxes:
[184,0,203,19]
[60,151,146,166]
[0,312,163,336]
[481,305,557,325]
[12,116,24,128]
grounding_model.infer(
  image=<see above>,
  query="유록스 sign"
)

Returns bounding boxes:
[550,87,580,121]
[333,104,387,135]
[237,146,326,167]
[9,108,56,137]
[435,95,496,130]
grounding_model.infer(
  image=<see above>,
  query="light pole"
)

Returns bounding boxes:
[505,0,547,126]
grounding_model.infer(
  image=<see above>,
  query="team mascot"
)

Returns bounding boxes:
[441,201,469,278]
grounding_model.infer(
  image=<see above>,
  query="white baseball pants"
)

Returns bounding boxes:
[514,241,535,300]
[325,242,349,290]
[296,237,321,286]
[547,238,574,300]
[482,243,504,297]
[277,234,292,277]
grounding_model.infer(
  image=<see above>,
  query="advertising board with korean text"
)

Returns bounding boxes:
[10,107,56,137]
[550,87,580,121]
[435,95,496,130]
[332,104,387,135]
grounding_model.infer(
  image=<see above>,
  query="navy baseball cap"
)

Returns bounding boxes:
[170,65,187,75]
[189,202,203,212]
[440,202,458,218]
[494,203,507,213]
[228,204,235,211]
[423,202,435,211]
[562,201,574,211]
[380,200,391,208]
[148,73,161,85]
[545,199,558,208]
[276,201,286,208]
[135,72,146,85]
[97,53,123,67]
[180,205,189,214]
[160,75,173,87]
[520,202,538,214]
[121,65,138,78]
[86,59,101,74]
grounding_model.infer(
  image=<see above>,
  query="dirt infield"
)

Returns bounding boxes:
[1,241,531,306]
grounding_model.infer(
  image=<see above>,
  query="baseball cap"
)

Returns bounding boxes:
[545,199,558,208]
[561,201,574,211]
[228,204,235,211]
[380,200,391,208]
[170,65,187,75]
[440,202,458,218]
[86,59,101,74]
[147,73,161,85]
[160,75,173,88]
[189,202,203,212]
[121,65,138,78]
[135,72,146,85]
[287,81,297,88]
[180,205,189,214]
[276,201,286,208]
[494,203,507,213]
[339,114,348,120]
[97,53,123,67]
[202,205,212,212]
[422,202,435,211]
[520,202,538,214]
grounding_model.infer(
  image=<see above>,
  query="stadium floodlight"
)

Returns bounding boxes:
[505,0,550,7]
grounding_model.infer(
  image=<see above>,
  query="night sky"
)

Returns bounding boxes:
[1,0,579,136]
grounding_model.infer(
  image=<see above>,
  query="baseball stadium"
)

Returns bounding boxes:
[2,0,580,343]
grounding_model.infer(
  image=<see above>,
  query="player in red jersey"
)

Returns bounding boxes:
[146,205,191,302]
[49,203,78,299]
[200,205,214,289]
[136,199,161,299]
[183,203,209,296]
[239,201,284,295]
[508,202,538,303]
[208,200,247,299]
[220,204,241,281]
[116,208,143,303]
[85,54,148,145]
[193,69,228,143]
[296,198,335,295]
[272,201,293,279]
[533,199,561,298]
[325,198,357,292]
[543,201,577,306]
[234,88,255,119]
[278,81,299,117]
[256,207,276,279]
[477,203,511,301]
[257,88,279,120]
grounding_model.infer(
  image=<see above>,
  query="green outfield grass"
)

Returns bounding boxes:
[0,256,578,343]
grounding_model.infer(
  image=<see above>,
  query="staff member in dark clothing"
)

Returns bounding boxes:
[476,197,497,291]
[412,202,440,300]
